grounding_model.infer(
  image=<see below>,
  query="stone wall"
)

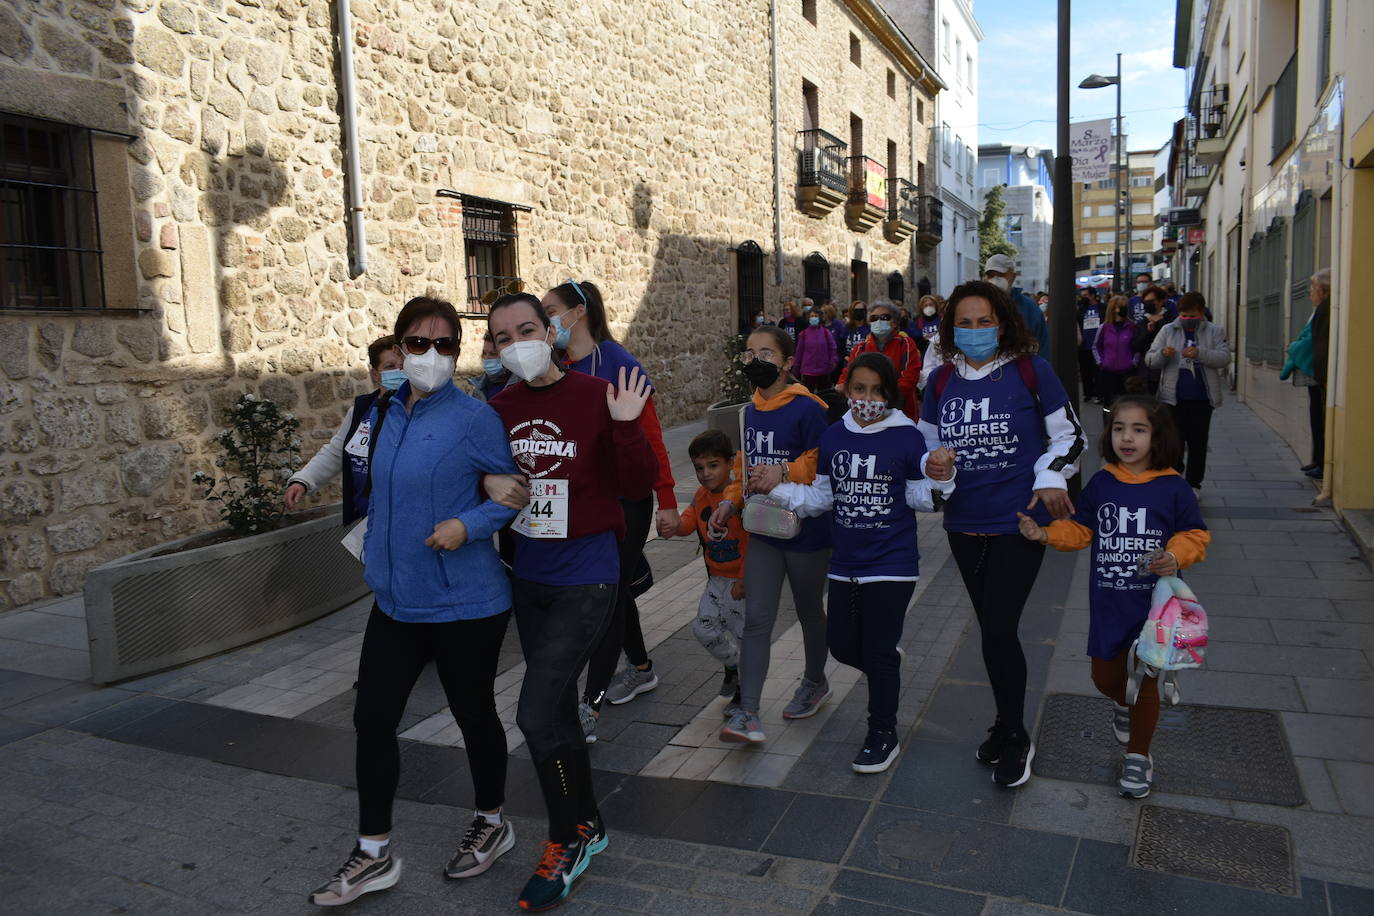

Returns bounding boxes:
[0,0,937,609]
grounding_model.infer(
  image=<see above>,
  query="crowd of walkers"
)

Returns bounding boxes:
[294,257,1222,910]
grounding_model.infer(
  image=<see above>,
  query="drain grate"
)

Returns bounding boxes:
[1033,694,1305,806]
[1131,805,1297,895]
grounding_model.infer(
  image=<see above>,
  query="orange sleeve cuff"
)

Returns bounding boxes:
[1166,529,1210,568]
[1044,519,1093,552]
[786,448,819,485]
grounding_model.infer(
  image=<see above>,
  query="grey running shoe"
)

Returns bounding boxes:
[445,815,515,879]
[783,676,831,719]
[1119,753,1153,799]
[719,708,766,743]
[309,844,401,906]
[578,701,598,745]
[1112,703,1131,745]
[605,665,659,705]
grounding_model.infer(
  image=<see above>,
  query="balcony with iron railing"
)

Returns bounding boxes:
[796,128,848,219]
[1271,52,1297,161]
[916,195,943,249]
[844,155,887,233]
[1183,157,1213,196]
[883,177,919,244]
[1192,85,1230,164]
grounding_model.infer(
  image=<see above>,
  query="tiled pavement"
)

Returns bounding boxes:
[2,400,1374,913]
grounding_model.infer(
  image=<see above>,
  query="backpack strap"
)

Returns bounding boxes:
[932,362,956,403]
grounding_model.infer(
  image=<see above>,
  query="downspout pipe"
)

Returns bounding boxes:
[769,0,784,286]
[337,0,367,277]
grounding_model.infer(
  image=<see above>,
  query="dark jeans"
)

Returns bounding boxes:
[1097,369,1132,407]
[1077,347,1098,399]
[354,604,511,835]
[1170,400,1214,487]
[826,579,916,733]
[584,496,652,709]
[947,533,1045,734]
[514,577,616,842]
[1308,384,1325,466]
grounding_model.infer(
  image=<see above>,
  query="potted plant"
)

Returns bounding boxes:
[84,394,369,684]
[705,332,751,450]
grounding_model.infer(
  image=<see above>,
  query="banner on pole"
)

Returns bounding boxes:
[1070,119,1115,183]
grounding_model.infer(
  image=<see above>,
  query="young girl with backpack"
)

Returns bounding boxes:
[1016,395,1209,799]
[760,353,956,773]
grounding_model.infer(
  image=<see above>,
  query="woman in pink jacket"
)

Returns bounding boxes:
[793,311,838,391]
[1092,294,1139,409]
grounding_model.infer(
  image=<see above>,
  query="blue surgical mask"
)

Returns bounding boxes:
[482,357,505,378]
[809,316,820,326]
[954,326,1000,361]
[550,311,581,350]
[870,319,892,337]
[379,369,407,391]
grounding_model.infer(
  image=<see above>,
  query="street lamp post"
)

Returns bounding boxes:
[1080,55,1123,292]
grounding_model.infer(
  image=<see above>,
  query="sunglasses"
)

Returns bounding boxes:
[479,278,526,306]
[402,335,459,356]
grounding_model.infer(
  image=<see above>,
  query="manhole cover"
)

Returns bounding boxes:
[1033,694,1305,805]
[1131,805,1297,895]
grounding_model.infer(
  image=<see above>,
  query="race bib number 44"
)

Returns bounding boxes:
[513,478,569,539]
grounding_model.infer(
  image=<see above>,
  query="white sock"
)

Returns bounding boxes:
[479,809,503,827]
[358,836,387,857]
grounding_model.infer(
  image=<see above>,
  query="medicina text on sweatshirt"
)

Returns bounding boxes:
[722,383,831,553]
[489,369,659,586]
[772,410,955,581]
[362,381,519,623]
[1042,464,1210,659]
[919,354,1086,534]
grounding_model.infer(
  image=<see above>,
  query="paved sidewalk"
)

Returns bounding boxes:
[1,399,1373,914]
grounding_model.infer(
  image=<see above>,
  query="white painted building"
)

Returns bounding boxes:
[882,0,982,295]
[977,143,1055,292]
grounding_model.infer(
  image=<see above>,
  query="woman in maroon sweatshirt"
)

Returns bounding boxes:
[484,292,658,911]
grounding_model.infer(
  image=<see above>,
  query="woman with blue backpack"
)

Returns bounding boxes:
[918,280,1087,789]
[1017,395,1210,798]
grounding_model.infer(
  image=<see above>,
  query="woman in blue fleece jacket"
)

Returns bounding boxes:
[311,296,522,907]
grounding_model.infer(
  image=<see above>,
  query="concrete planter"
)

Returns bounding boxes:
[84,505,368,684]
[706,398,748,451]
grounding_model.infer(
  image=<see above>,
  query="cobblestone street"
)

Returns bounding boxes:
[2,402,1373,914]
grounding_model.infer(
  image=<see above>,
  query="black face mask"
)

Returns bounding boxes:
[743,359,781,389]
[853,310,866,322]
[1180,318,1202,333]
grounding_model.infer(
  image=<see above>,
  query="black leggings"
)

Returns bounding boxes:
[584,496,653,708]
[514,578,617,842]
[947,533,1045,734]
[826,579,915,733]
[353,604,511,835]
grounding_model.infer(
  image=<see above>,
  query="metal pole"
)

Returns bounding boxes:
[1050,0,1081,405]
[1113,52,1122,294]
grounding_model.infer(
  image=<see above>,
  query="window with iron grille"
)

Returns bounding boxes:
[1,113,105,311]
[461,197,520,316]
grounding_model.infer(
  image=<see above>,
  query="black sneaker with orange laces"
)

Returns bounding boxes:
[517,822,602,911]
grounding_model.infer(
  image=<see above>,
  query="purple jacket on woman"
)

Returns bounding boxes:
[794,324,838,377]
[1093,320,1138,374]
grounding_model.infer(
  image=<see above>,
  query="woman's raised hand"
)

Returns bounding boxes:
[607,366,651,422]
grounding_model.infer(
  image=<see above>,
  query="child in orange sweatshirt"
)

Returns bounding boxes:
[1018,395,1210,800]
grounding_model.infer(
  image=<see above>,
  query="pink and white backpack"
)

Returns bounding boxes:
[1126,576,1209,706]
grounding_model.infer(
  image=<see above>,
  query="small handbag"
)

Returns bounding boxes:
[738,405,802,539]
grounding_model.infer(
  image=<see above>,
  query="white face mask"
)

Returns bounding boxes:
[988,276,1011,293]
[922,306,937,317]
[500,338,553,382]
[403,347,455,393]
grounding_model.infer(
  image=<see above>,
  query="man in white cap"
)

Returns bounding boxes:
[984,253,1051,357]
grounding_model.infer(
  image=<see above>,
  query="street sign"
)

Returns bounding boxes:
[1187,226,1205,245]
[1069,119,1115,182]
[1166,207,1203,226]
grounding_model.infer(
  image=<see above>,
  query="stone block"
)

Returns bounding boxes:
[8,418,38,453]
[0,481,48,525]
[37,322,63,370]
[134,26,184,78]
[258,377,298,409]
[0,6,32,62]
[46,518,104,554]
[28,454,83,476]
[140,396,209,440]
[0,324,30,379]
[0,381,21,414]
[138,248,175,279]
[281,347,314,375]
[57,467,118,512]
[31,394,98,449]
[105,405,141,446]
[48,553,103,595]
[116,323,159,364]
[178,226,217,354]
[157,1,197,34]
[7,572,44,608]
[118,443,182,496]
[246,44,282,84]
[72,321,115,358]
[37,23,93,74]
